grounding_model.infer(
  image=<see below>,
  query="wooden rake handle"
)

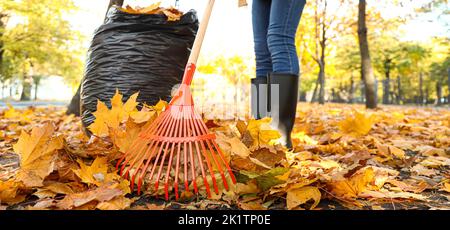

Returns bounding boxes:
[181,0,215,85]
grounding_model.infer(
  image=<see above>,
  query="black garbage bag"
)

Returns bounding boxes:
[80,7,198,131]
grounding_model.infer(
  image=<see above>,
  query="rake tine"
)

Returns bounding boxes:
[119,110,169,176]
[163,109,182,200]
[187,107,211,198]
[185,108,199,194]
[188,107,218,195]
[134,111,174,194]
[191,112,230,190]
[154,110,180,199]
[142,110,178,194]
[182,109,190,192]
[195,113,236,185]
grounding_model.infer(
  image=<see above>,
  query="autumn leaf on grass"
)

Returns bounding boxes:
[247,117,281,148]
[0,180,26,205]
[338,110,375,136]
[287,186,321,210]
[13,123,64,187]
[329,167,376,199]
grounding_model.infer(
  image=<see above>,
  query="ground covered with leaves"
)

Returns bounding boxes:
[1,92,449,210]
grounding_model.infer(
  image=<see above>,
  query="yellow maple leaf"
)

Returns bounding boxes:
[96,196,132,210]
[329,167,376,199]
[0,180,26,205]
[338,110,375,136]
[13,123,64,187]
[112,121,142,153]
[247,117,281,147]
[140,2,161,14]
[153,99,168,114]
[88,101,110,137]
[73,157,109,186]
[286,186,321,210]
[72,157,131,194]
[443,183,450,193]
[4,103,33,123]
[376,143,406,159]
[88,90,139,137]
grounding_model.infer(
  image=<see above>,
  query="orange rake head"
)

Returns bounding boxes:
[116,63,237,200]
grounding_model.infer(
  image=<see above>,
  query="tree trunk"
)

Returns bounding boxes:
[349,74,354,103]
[382,78,390,104]
[67,0,125,115]
[318,62,325,104]
[436,81,442,105]
[396,77,402,104]
[33,76,41,100]
[357,0,377,109]
[447,68,450,104]
[311,77,320,103]
[419,72,424,105]
[20,76,32,101]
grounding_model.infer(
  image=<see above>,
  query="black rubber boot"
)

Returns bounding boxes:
[268,73,299,149]
[251,77,269,119]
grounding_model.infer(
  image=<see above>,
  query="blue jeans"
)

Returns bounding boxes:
[252,0,306,77]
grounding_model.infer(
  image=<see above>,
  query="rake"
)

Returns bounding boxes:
[116,0,236,200]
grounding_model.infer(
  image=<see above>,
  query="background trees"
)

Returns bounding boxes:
[0,0,83,101]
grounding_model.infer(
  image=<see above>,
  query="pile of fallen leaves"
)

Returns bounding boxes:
[118,2,184,21]
[0,90,449,210]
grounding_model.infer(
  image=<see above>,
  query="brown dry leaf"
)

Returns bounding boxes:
[411,164,436,177]
[162,8,183,21]
[238,200,267,210]
[227,137,252,158]
[376,143,406,159]
[13,123,64,187]
[386,179,429,193]
[118,4,183,22]
[57,185,123,210]
[286,186,321,210]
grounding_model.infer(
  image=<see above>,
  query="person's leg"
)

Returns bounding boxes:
[267,0,306,148]
[252,0,272,78]
[267,0,306,75]
[251,0,272,119]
